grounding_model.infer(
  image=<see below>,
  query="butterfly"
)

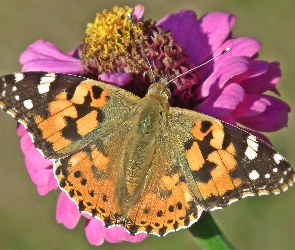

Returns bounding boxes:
[0,70,294,236]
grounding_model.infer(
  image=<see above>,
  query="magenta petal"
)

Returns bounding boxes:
[191,12,236,66]
[231,60,269,84]
[201,37,262,79]
[20,40,82,74]
[85,219,106,246]
[236,95,290,132]
[20,132,52,170]
[195,83,245,117]
[133,5,144,22]
[104,227,130,243]
[17,123,27,136]
[104,226,147,243]
[234,94,269,118]
[98,73,131,87]
[116,230,147,243]
[219,114,237,126]
[85,219,147,245]
[198,56,249,98]
[24,157,57,195]
[240,62,281,94]
[36,182,58,196]
[56,192,81,229]
[157,10,198,52]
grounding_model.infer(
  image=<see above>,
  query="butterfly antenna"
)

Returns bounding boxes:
[165,48,230,86]
[128,13,156,83]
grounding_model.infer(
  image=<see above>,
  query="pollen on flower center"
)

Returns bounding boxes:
[83,6,140,57]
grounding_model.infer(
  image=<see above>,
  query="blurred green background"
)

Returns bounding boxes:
[0,0,294,249]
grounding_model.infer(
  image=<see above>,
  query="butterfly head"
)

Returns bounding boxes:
[147,78,171,101]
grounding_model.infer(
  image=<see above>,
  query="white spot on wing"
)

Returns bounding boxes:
[38,82,51,94]
[1,90,6,97]
[273,153,284,164]
[40,73,56,84]
[245,135,259,160]
[38,73,55,94]
[265,173,270,179]
[12,86,17,91]
[249,170,260,180]
[14,73,24,82]
[273,168,278,173]
[15,95,20,100]
[248,135,258,150]
[23,99,33,109]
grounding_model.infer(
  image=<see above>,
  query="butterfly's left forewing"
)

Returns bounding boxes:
[168,107,295,210]
[0,72,140,159]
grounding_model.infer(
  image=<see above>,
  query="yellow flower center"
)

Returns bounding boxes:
[84,6,142,57]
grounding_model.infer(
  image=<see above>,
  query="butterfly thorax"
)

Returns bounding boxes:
[116,82,170,210]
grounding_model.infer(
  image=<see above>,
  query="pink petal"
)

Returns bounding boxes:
[85,219,106,246]
[230,60,269,84]
[201,37,262,79]
[198,56,250,98]
[195,83,245,117]
[191,12,237,66]
[24,160,57,195]
[233,94,269,118]
[56,192,81,229]
[36,174,58,195]
[219,113,237,126]
[20,40,82,74]
[240,62,281,94]
[98,73,131,87]
[236,95,290,132]
[133,5,145,22]
[17,123,27,136]
[105,227,147,243]
[85,219,147,246]
[20,132,52,170]
[157,10,198,52]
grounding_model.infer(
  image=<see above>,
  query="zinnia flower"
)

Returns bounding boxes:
[17,5,290,246]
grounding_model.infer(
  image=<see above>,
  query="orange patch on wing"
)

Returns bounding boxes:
[47,132,71,151]
[91,90,108,108]
[197,179,219,199]
[208,151,235,196]
[64,152,120,218]
[68,151,88,166]
[191,121,224,150]
[55,91,67,100]
[91,148,110,170]
[210,127,224,149]
[129,181,195,232]
[34,114,43,124]
[186,141,205,171]
[217,150,237,171]
[160,174,179,190]
[37,106,77,138]
[191,121,205,140]
[70,81,108,108]
[226,142,236,156]
[49,100,72,115]
[76,110,99,136]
